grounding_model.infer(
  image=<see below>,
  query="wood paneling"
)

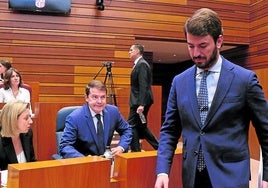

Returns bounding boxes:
[248,0,268,69]
[0,0,255,102]
[7,150,182,188]
[0,0,267,161]
[113,149,182,188]
[8,156,111,188]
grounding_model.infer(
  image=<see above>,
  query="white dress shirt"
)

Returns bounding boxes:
[195,56,222,109]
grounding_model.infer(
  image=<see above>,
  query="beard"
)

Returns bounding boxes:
[193,47,218,69]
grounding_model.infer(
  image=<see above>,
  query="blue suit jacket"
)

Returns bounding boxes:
[156,56,268,187]
[59,103,132,158]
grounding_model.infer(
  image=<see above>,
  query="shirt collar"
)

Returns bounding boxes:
[196,55,222,75]
[134,56,142,66]
[88,106,103,118]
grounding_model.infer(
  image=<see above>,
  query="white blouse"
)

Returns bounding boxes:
[17,151,27,163]
[0,87,30,103]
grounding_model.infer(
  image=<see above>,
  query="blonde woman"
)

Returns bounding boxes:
[0,100,36,170]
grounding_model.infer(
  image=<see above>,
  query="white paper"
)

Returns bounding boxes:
[1,170,8,187]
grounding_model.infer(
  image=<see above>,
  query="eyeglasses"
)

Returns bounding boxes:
[89,95,106,101]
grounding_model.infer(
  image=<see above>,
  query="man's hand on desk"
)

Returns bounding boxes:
[111,146,124,156]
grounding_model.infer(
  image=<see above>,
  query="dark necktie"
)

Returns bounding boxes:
[197,71,209,172]
[96,114,105,155]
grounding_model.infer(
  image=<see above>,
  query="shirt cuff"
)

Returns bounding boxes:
[118,146,124,152]
[157,173,168,177]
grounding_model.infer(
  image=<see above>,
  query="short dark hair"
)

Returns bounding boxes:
[133,44,144,55]
[0,60,12,70]
[85,80,107,96]
[0,60,12,79]
[184,8,223,43]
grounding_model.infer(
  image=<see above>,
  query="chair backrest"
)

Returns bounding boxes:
[54,106,81,157]
[56,106,80,132]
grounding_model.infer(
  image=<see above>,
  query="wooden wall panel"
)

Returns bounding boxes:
[246,0,268,160]
[0,0,254,102]
[247,0,268,69]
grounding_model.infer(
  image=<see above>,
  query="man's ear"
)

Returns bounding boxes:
[217,35,224,48]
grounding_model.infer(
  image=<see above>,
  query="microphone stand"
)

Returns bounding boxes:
[93,62,117,106]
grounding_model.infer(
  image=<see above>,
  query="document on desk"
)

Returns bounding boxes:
[1,170,8,187]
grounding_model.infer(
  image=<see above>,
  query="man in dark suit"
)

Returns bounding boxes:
[59,80,132,158]
[127,43,158,152]
[155,8,268,188]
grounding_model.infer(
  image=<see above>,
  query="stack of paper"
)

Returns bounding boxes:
[1,170,8,187]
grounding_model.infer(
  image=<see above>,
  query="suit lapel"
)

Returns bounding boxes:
[2,137,18,163]
[102,108,110,147]
[84,105,102,153]
[89,118,100,149]
[188,67,202,126]
[20,134,31,162]
[205,59,235,126]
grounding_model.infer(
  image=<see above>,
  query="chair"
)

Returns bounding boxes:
[52,106,81,159]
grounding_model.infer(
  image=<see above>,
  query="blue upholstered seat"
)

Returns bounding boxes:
[52,106,81,159]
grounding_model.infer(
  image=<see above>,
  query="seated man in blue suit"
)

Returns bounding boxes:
[59,80,132,158]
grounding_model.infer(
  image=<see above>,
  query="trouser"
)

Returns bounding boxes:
[127,105,159,152]
[194,168,212,188]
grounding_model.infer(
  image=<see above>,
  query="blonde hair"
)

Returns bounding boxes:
[0,100,30,137]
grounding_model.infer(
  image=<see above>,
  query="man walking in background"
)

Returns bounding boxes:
[127,43,158,152]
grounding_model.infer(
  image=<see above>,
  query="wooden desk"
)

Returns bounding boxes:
[113,148,182,188]
[7,156,111,188]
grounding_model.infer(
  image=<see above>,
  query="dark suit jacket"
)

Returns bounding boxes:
[129,57,153,107]
[0,129,36,170]
[156,56,268,188]
[59,103,133,158]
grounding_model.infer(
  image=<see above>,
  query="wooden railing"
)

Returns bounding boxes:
[7,156,111,188]
[7,149,183,188]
